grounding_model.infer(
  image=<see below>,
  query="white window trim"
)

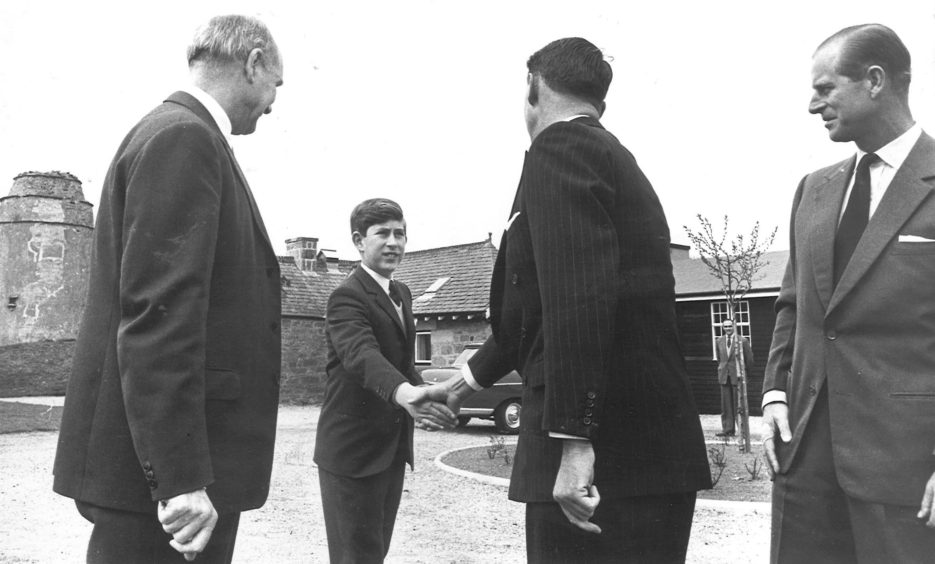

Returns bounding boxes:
[710,300,751,360]
[415,331,432,365]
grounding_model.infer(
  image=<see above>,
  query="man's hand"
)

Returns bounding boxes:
[553,439,601,534]
[395,383,457,430]
[917,472,935,527]
[157,488,218,561]
[762,402,792,479]
[428,375,476,415]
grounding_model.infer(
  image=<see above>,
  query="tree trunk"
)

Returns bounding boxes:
[735,344,752,453]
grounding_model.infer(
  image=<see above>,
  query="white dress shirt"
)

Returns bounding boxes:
[181,85,233,146]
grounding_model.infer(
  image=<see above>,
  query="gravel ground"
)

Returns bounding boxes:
[0,407,769,563]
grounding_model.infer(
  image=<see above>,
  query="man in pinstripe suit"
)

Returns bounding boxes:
[439,37,711,562]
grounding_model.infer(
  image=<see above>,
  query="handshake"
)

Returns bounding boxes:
[394,377,476,431]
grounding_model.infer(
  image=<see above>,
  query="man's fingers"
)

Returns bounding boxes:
[763,438,779,479]
[777,418,793,442]
[169,524,215,558]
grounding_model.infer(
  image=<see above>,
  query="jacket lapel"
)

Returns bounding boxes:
[828,133,935,315]
[355,268,407,336]
[807,159,853,313]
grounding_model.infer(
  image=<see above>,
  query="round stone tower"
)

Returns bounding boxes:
[0,171,94,346]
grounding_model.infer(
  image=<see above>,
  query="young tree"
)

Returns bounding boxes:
[684,215,777,453]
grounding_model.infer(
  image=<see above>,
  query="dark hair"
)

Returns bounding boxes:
[350,198,405,235]
[526,37,612,111]
[818,24,911,94]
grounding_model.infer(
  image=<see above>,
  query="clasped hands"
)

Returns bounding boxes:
[395,382,461,430]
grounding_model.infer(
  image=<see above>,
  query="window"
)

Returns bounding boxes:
[710,301,751,359]
[415,332,432,364]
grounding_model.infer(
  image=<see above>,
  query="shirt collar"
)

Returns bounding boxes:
[858,122,922,170]
[182,85,233,145]
[561,114,591,122]
[359,262,392,294]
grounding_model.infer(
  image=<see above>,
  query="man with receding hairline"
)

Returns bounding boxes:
[763,23,935,562]
[53,14,284,563]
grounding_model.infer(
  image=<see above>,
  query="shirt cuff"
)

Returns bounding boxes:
[762,389,787,409]
[460,364,484,391]
[549,432,589,440]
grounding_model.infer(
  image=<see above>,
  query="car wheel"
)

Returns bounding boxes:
[456,416,471,427]
[494,399,521,434]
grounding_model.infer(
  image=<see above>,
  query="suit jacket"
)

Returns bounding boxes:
[313,267,422,478]
[468,117,711,502]
[764,132,935,505]
[715,335,754,385]
[53,92,282,514]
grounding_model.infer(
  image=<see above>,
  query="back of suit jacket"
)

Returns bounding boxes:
[314,267,422,478]
[53,92,282,514]
[470,117,711,501]
[765,132,935,505]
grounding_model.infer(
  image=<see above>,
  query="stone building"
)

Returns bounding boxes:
[393,238,498,368]
[0,172,93,347]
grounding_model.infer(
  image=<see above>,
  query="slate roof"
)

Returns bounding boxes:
[277,256,347,318]
[393,239,498,315]
[672,249,789,297]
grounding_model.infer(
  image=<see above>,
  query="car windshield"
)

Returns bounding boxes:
[451,348,478,368]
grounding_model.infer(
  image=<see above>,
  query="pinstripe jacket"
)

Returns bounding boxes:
[469,116,711,501]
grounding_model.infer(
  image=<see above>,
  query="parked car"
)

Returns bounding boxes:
[420,343,522,434]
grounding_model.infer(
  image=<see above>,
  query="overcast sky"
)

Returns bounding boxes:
[3,1,935,258]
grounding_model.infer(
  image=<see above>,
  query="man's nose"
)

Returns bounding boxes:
[808,96,824,114]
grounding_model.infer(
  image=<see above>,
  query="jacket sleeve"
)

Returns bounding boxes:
[117,121,222,501]
[326,285,410,403]
[763,175,807,397]
[525,123,619,439]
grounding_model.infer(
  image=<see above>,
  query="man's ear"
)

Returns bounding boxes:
[352,231,364,250]
[866,65,886,98]
[244,48,264,83]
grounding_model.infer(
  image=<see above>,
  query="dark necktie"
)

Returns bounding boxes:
[388,280,402,307]
[834,153,880,286]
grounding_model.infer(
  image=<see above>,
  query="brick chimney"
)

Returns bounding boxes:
[285,237,318,272]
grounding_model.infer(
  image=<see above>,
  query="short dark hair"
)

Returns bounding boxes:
[350,198,405,235]
[818,24,911,94]
[527,37,612,112]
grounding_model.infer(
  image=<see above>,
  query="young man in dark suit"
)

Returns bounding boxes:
[438,38,711,562]
[314,198,455,563]
[52,15,284,563]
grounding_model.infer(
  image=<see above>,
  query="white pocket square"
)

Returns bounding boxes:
[898,234,935,242]
[505,212,521,231]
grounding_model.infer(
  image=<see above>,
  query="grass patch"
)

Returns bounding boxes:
[440,440,771,503]
[0,401,63,434]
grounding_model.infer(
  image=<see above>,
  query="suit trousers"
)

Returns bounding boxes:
[719,383,737,434]
[318,455,406,564]
[75,500,240,564]
[525,491,696,563]
[771,385,935,563]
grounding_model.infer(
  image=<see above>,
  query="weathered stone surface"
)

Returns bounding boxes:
[0,172,93,347]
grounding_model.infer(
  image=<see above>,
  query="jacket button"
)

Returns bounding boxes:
[825,331,837,341]
[143,462,152,471]
[585,408,593,416]
[585,399,595,407]
[809,384,817,396]
[583,417,592,425]
[586,392,597,400]
[148,480,158,490]
[511,274,519,285]
[145,470,155,479]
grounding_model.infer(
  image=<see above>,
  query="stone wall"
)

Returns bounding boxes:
[279,316,329,403]
[413,317,491,367]
[0,172,93,347]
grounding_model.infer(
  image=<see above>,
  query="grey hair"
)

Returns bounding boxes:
[187,15,278,68]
